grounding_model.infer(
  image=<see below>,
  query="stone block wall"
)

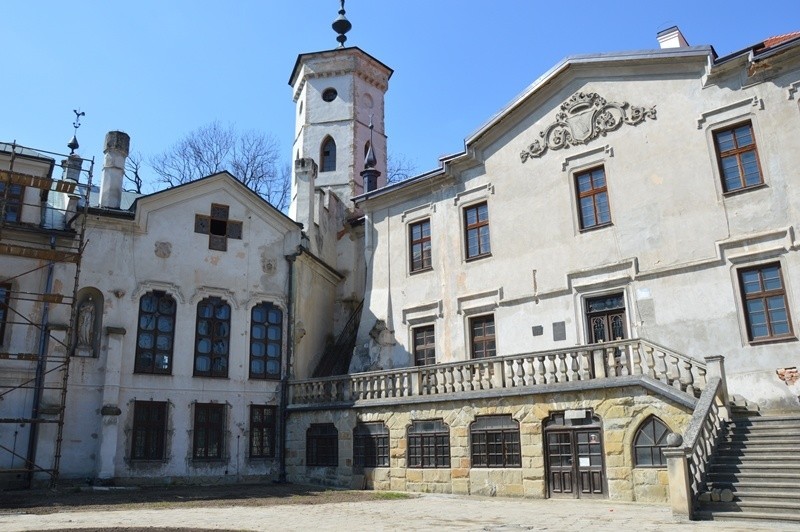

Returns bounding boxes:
[286,385,692,502]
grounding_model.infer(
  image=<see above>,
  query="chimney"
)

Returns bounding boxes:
[100,131,130,209]
[657,26,689,49]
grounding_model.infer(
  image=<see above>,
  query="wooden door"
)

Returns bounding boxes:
[546,428,605,498]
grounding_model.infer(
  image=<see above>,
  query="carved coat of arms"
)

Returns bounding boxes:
[520,92,656,162]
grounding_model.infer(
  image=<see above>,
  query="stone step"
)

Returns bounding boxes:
[695,509,800,524]
[727,424,800,433]
[718,441,798,450]
[707,480,800,494]
[712,454,800,464]
[730,414,800,423]
[731,490,800,500]
[707,470,800,481]
[699,499,800,512]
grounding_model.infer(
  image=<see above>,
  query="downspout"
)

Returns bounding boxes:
[278,250,300,483]
[26,235,56,487]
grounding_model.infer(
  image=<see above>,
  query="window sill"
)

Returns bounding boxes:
[723,182,767,197]
[133,371,173,376]
[465,253,492,263]
[191,457,227,464]
[248,375,281,381]
[633,464,667,469]
[579,222,613,234]
[192,374,230,379]
[747,335,797,346]
[410,266,433,275]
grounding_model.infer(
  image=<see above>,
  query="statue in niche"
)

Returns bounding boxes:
[76,298,95,356]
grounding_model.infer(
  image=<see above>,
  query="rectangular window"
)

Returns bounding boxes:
[193,403,225,460]
[353,422,389,467]
[471,415,521,468]
[409,219,432,272]
[0,283,10,344]
[714,122,763,193]
[464,202,491,259]
[407,420,450,468]
[575,167,611,230]
[249,303,282,380]
[131,401,167,461]
[470,315,496,359]
[413,325,436,366]
[739,263,794,342]
[249,405,276,458]
[307,423,338,466]
[194,297,231,378]
[0,182,24,223]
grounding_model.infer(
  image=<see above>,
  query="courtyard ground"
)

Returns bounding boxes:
[0,483,794,531]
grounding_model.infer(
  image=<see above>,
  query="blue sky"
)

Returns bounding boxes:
[2,1,797,192]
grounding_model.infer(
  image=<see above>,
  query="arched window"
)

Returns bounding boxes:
[249,302,282,379]
[134,291,176,374]
[321,137,336,172]
[633,416,670,467]
[194,296,231,378]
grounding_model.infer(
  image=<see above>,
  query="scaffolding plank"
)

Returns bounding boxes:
[0,352,38,361]
[0,418,61,423]
[0,243,79,263]
[0,169,77,193]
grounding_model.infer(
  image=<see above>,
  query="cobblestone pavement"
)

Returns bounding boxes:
[1,493,795,532]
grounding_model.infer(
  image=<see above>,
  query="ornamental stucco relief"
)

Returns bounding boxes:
[520,92,656,162]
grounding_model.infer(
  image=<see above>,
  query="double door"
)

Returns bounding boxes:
[546,428,605,498]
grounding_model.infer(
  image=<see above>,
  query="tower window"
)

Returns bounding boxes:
[322,88,338,102]
[321,137,337,172]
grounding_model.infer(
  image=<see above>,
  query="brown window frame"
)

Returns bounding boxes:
[407,419,450,468]
[738,262,794,343]
[464,202,491,260]
[321,137,336,172]
[194,296,231,378]
[470,415,521,468]
[249,405,276,459]
[131,401,168,461]
[0,283,11,344]
[0,182,24,223]
[134,291,176,375]
[353,422,390,468]
[192,403,225,460]
[470,315,496,359]
[413,325,436,366]
[575,166,611,230]
[633,416,669,468]
[409,219,432,272]
[249,302,283,380]
[306,423,338,466]
[713,122,763,194]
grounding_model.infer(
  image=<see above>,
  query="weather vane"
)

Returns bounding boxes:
[68,108,86,154]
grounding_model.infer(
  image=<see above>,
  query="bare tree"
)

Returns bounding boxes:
[386,153,417,185]
[124,152,145,194]
[150,121,288,211]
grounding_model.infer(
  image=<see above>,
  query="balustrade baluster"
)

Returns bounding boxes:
[568,352,580,381]
[506,359,516,387]
[606,347,617,377]
[682,360,696,396]
[535,356,546,385]
[631,343,642,375]
[557,353,568,382]
[670,355,683,390]
[481,362,491,389]
[523,357,535,386]
[656,350,669,384]
[542,354,553,384]
[579,350,591,380]
[618,346,630,376]
[644,346,656,379]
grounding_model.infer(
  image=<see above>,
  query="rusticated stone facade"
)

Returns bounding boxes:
[286,384,692,502]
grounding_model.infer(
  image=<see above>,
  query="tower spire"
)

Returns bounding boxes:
[331,0,351,48]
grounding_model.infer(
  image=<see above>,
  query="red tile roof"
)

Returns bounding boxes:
[759,31,800,52]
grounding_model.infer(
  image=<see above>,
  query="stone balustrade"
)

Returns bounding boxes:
[289,338,708,407]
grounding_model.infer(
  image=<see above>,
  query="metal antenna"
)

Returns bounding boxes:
[332,0,352,48]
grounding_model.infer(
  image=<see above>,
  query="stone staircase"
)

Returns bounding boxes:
[696,413,800,524]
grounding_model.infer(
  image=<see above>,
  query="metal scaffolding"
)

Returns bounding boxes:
[0,141,93,488]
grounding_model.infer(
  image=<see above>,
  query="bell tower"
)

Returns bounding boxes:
[288,0,393,222]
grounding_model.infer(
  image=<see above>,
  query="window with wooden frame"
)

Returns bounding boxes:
[713,122,763,193]
[470,315,496,359]
[464,202,491,259]
[0,182,24,223]
[407,419,450,468]
[470,415,521,468]
[575,166,611,230]
[0,283,10,344]
[321,137,336,172]
[134,291,176,375]
[413,325,436,366]
[194,297,231,378]
[738,263,794,342]
[249,303,282,380]
[633,416,669,467]
[409,219,432,272]
[306,423,338,466]
[353,422,389,467]
[192,403,225,460]
[249,405,276,459]
[131,401,168,461]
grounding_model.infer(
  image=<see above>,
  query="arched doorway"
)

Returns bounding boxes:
[544,410,605,499]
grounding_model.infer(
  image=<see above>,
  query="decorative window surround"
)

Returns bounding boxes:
[400,202,435,222]
[190,286,240,309]
[402,300,443,325]
[453,183,494,206]
[132,281,185,304]
[562,145,614,173]
[696,96,763,129]
[457,288,503,316]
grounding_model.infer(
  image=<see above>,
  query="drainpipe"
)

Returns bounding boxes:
[26,235,56,487]
[278,250,300,482]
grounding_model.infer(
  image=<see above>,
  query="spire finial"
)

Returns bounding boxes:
[364,114,377,169]
[332,0,351,48]
[68,108,85,154]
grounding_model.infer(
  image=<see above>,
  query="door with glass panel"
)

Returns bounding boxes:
[545,412,605,499]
